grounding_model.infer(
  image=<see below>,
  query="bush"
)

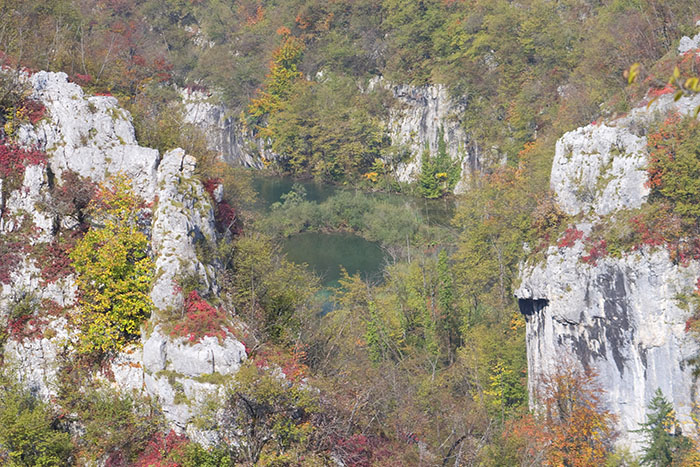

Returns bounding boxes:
[69,176,154,357]
[170,291,236,344]
[647,115,700,228]
[0,371,72,466]
[0,140,47,194]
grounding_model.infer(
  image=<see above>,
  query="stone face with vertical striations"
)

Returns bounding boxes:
[181,77,482,192]
[517,66,700,451]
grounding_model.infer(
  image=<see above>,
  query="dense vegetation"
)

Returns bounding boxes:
[3,0,699,182]
[2,0,700,465]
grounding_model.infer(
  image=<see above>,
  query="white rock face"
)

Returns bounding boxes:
[517,247,700,451]
[551,91,700,216]
[181,89,270,168]
[370,78,478,190]
[150,148,218,312]
[0,71,247,436]
[520,86,700,450]
[142,326,246,431]
[18,71,160,201]
[144,147,246,432]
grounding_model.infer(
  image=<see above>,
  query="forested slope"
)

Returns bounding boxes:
[1,1,700,466]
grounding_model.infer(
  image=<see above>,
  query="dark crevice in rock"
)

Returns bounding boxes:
[519,298,548,322]
[600,269,632,375]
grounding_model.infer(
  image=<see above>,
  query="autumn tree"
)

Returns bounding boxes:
[506,365,616,466]
[198,356,319,465]
[69,176,154,357]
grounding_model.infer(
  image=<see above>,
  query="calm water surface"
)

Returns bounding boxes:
[281,232,387,288]
[252,173,453,289]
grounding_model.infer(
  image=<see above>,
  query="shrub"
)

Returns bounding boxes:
[646,115,700,227]
[135,430,188,467]
[69,176,154,357]
[170,291,235,344]
[418,128,461,199]
[0,140,47,194]
[557,227,583,248]
[0,371,73,466]
[6,292,46,343]
[581,239,608,266]
[35,240,75,285]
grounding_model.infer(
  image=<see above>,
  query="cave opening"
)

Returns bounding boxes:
[518,298,549,321]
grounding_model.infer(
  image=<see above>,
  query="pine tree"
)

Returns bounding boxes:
[638,388,692,466]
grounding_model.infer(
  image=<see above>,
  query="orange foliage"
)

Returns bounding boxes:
[506,365,616,466]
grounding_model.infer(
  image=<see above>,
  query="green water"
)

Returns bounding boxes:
[251,173,453,289]
[252,175,338,208]
[281,232,387,288]
[251,174,454,225]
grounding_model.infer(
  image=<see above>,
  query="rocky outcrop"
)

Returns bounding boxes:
[182,79,480,191]
[517,81,700,450]
[150,148,218,312]
[144,147,246,433]
[181,89,272,168]
[551,91,700,217]
[369,78,478,191]
[1,71,246,435]
[18,71,160,201]
[518,244,700,450]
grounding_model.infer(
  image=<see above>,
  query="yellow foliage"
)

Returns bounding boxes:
[69,175,154,356]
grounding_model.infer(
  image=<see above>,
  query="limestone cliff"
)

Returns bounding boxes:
[1,71,246,437]
[516,86,700,450]
[181,88,272,168]
[182,78,479,191]
[368,78,479,191]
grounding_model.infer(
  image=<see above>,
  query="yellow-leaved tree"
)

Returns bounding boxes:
[69,175,154,357]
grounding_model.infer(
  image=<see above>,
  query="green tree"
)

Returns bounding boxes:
[418,128,460,199]
[637,388,692,466]
[647,115,700,227]
[69,176,154,356]
[199,358,319,465]
[0,372,72,467]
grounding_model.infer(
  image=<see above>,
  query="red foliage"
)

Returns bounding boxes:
[203,178,240,234]
[581,239,608,265]
[39,241,74,285]
[135,430,188,467]
[648,85,675,98]
[280,346,309,383]
[630,215,667,248]
[7,304,48,343]
[215,201,238,232]
[333,434,395,467]
[72,73,93,85]
[0,140,47,180]
[171,291,234,343]
[0,241,24,284]
[20,98,46,124]
[202,178,220,199]
[557,227,583,248]
[645,114,681,191]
